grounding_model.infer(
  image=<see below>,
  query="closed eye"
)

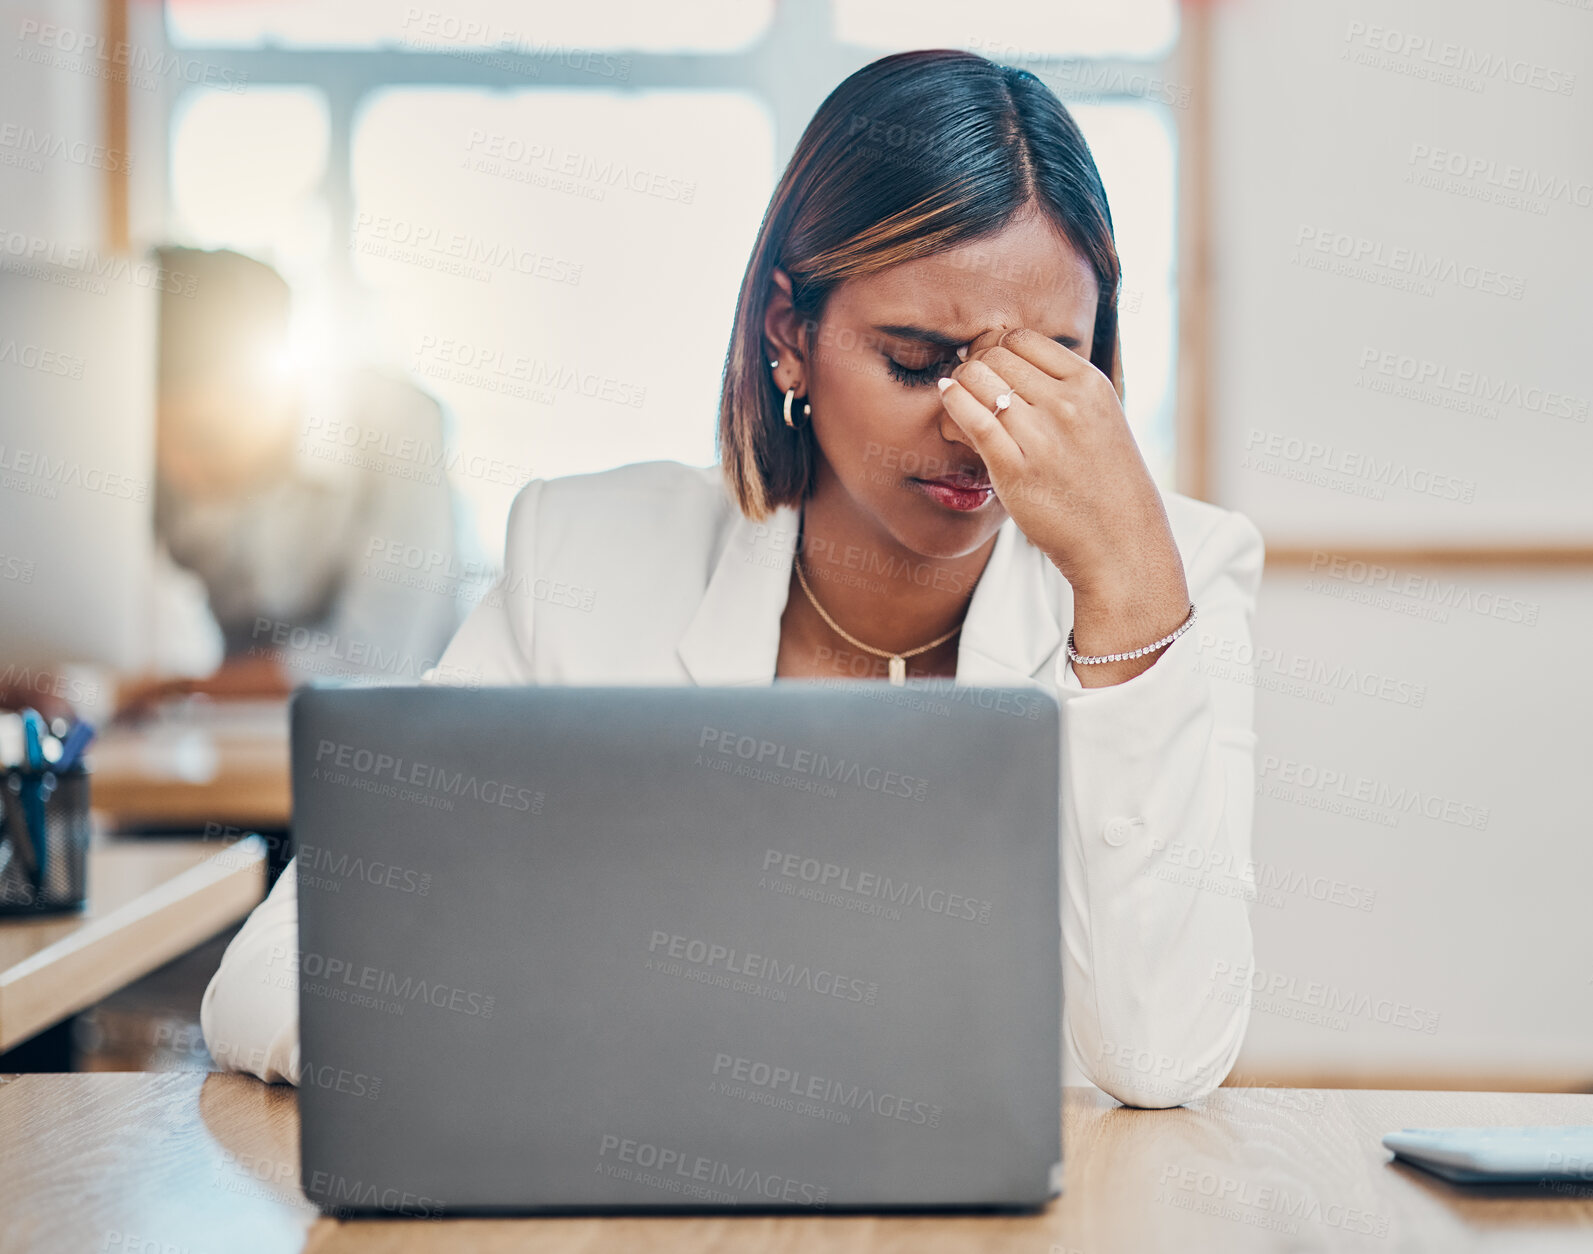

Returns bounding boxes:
[885,354,955,388]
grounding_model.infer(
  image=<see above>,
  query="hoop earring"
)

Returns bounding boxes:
[784,386,809,429]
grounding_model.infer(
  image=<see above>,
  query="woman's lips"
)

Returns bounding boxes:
[911,476,994,511]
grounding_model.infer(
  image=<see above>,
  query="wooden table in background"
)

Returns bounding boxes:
[88,701,292,830]
[0,1076,1589,1253]
[0,835,267,1052]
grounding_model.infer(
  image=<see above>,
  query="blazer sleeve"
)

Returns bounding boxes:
[1055,506,1265,1108]
[199,479,548,1084]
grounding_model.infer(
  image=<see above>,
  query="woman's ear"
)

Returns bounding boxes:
[763,266,807,380]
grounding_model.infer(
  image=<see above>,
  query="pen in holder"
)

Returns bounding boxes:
[0,764,91,914]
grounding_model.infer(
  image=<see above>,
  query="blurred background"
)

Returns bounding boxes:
[0,0,1588,1093]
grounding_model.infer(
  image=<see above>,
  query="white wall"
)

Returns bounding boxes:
[1,0,104,239]
[1211,0,1593,1086]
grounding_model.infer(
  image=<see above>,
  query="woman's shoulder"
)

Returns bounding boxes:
[505,459,738,569]
[534,458,725,505]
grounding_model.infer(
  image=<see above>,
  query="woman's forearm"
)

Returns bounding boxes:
[200,855,302,1084]
[1058,509,1264,1107]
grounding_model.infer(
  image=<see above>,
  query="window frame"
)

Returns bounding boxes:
[136,1,1194,491]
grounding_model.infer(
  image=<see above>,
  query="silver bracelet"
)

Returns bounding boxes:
[1067,603,1198,666]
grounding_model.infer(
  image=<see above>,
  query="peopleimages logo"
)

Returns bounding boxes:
[314,739,544,813]
[284,946,497,1019]
[711,1052,942,1128]
[350,212,582,285]
[1242,427,1477,503]
[1357,347,1588,422]
[298,1058,382,1100]
[0,442,148,501]
[1211,960,1441,1035]
[463,130,696,203]
[1407,142,1593,213]
[0,338,85,379]
[0,125,131,173]
[597,1134,829,1207]
[0,229,199,294]
[1341,20,1577,96]
[305,1171,446,1218]
[1258,753,1489,830]
[1143,837,1378,913]
[14,18,249,92]
[398,8,632,82]
[697,726,928,801]
[1293,225,1525,299]
[762,848,992,924]
[1195,632,1427,708]
[648,930,879,1004]
[1307,553,1539,624]
[1159,1163,1391,1239]
[0,663,102,709]
[297,841,432,896]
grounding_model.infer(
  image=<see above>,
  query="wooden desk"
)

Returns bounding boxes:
[0,1077,1588,1252]
[0,835,267,1051]
[89,703,292,829]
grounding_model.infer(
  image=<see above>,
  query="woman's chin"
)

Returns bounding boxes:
[886,487,1007,559]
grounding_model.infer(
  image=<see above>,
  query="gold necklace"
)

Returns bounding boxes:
[793,553,963,686]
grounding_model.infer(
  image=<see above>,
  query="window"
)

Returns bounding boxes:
[160,1,1184,561]
[349,88,772,546]
[832,0,1178,60]
[170,87,330,277]
[1071,103,1179,487]
[165,0,773,52]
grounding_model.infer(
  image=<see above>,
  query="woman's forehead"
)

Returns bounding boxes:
[839,214,1098,337]
[845,271,1096,350]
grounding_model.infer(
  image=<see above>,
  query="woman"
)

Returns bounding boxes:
[201,50,1263,1109]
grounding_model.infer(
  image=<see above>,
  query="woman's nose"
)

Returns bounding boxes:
[962,325,1013,358]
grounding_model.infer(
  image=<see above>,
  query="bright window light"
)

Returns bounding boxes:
[832,0,1178,62]
[351,88,775,556]
[169,86,330,275]
[166,0,774,52]
[1070,103,1179,490]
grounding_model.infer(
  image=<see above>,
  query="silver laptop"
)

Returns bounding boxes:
[291,682,1061,1215]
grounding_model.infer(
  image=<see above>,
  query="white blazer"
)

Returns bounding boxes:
[201,459,1265,1108]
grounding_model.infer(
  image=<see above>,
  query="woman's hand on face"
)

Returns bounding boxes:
[936,327,1187,606]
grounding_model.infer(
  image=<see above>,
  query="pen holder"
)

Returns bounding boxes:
[0,765,91,914]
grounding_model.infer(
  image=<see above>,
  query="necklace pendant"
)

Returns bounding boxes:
[888,655,906,685]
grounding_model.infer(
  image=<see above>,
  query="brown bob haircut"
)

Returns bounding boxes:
[718,49,1123,521]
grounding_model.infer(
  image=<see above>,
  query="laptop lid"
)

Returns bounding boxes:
[292,682,1061,1214]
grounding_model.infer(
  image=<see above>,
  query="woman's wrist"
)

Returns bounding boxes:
[1067,569,1192,689]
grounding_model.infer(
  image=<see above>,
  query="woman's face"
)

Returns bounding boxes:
[801,209,1099,560]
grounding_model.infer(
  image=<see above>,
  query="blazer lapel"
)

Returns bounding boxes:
[675,502,802,686]
[955,517,1068,687]
[676,505,1068,689]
